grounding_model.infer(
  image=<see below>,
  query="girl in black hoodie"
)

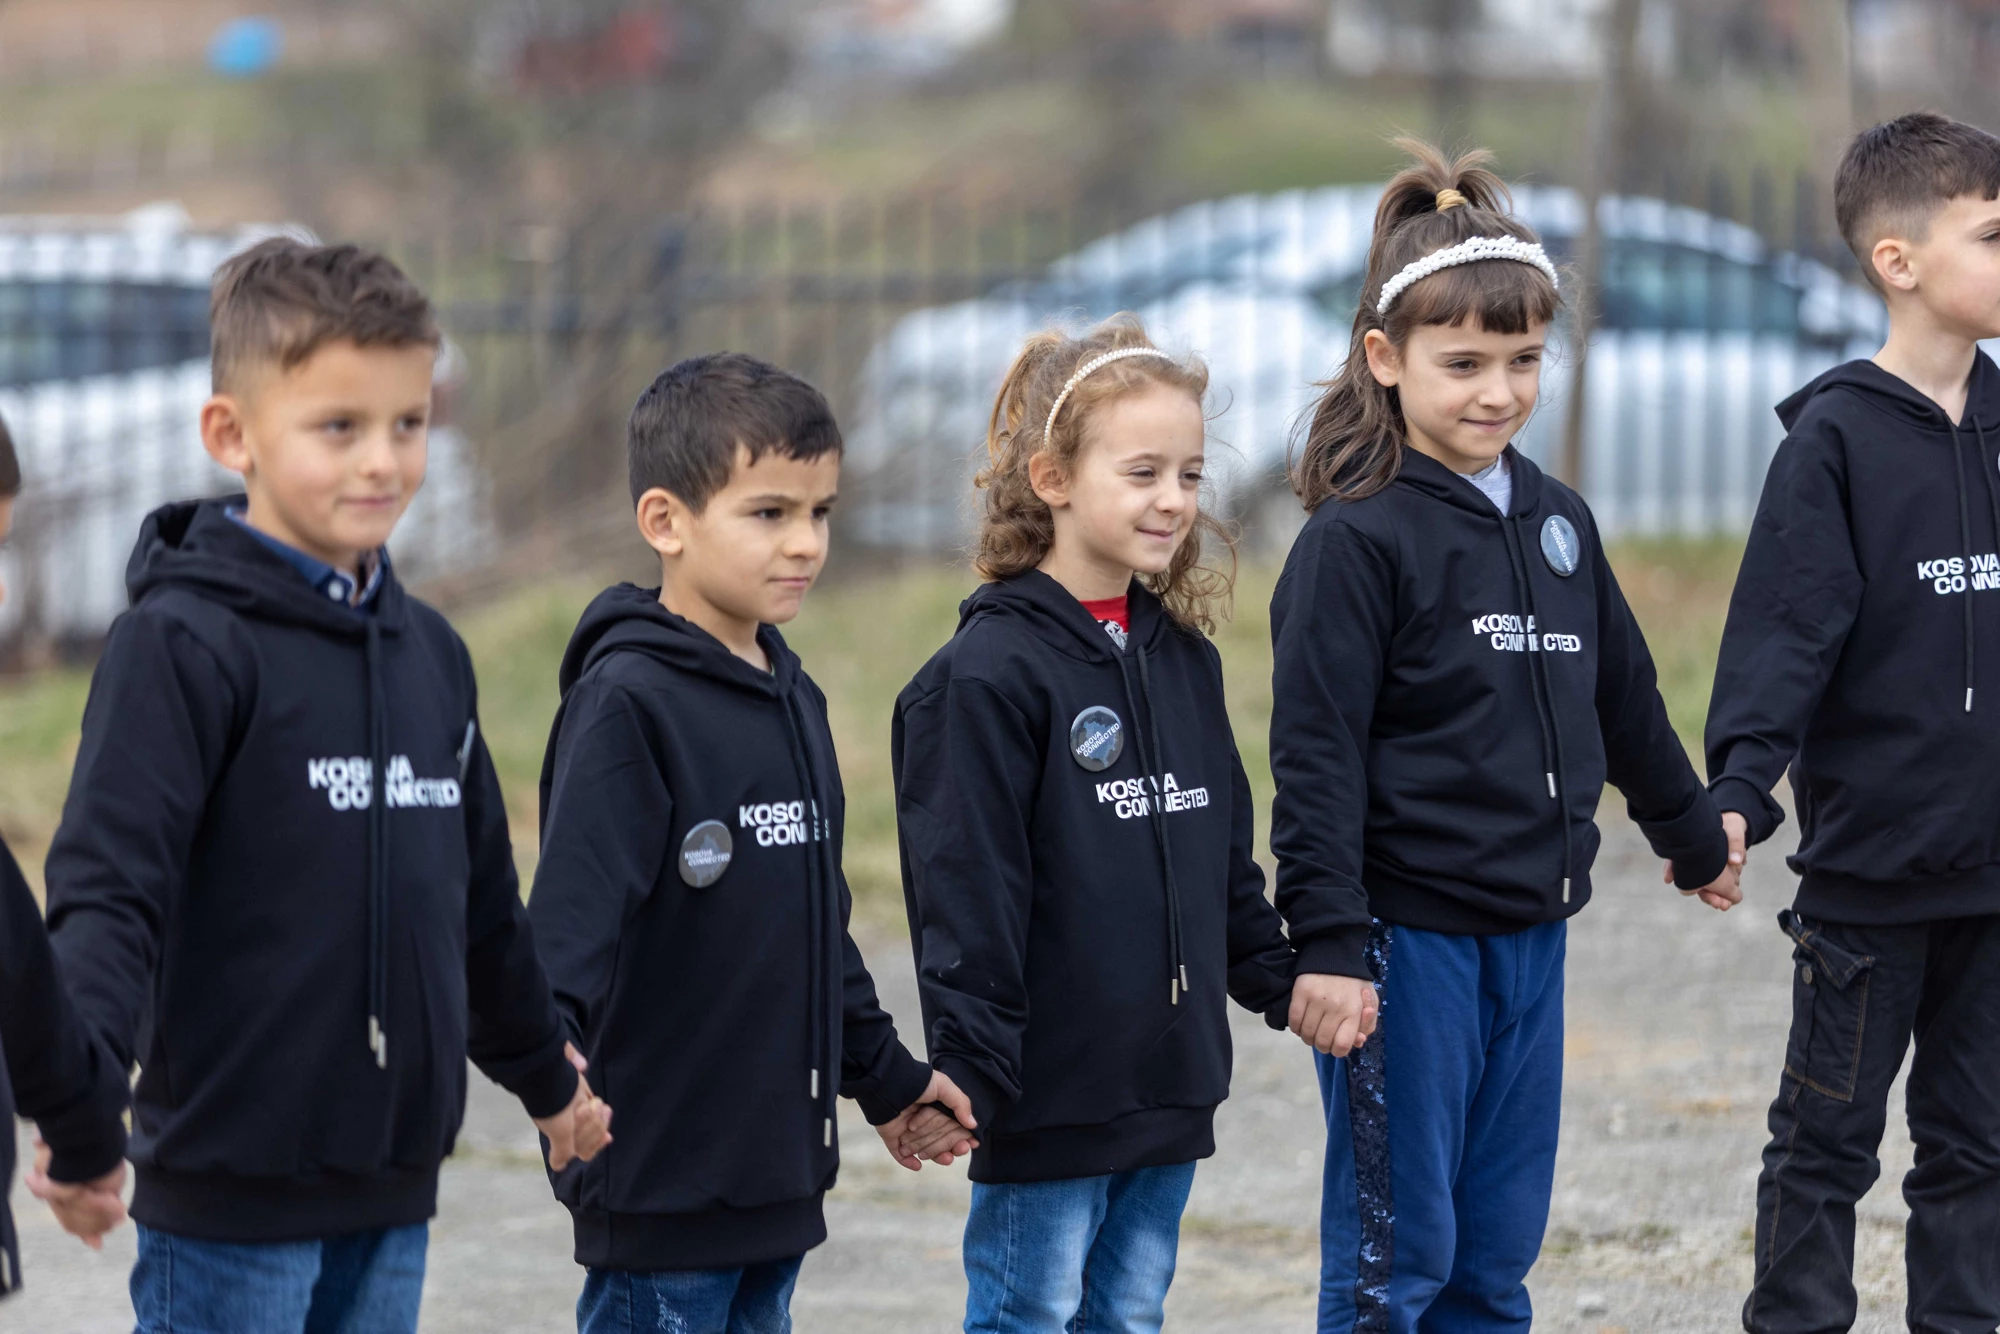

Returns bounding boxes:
[894,316,1297,1333]
[1269,141,1739,1331]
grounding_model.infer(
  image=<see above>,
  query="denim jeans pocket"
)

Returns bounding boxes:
[1778,909,1876,1102]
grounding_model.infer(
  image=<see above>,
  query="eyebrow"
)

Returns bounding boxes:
[742,492,841,506]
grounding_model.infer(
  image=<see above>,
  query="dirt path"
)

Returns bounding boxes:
[7,816,1920,1332]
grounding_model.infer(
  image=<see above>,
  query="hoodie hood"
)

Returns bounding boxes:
[1776,351,2000,433]
[127,497,408,636]
[954,567,1175,664]
[1392,442,1547,519]
[557,583,801,700]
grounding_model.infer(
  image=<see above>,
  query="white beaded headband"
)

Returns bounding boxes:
[1375,235,1559,316]
[1043,346,1179,443]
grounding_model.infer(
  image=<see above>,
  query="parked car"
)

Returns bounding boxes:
[845,185,1889,545]
[0,204,486,647]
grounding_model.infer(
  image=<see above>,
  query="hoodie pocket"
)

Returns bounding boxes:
[1778,909,1875,1102]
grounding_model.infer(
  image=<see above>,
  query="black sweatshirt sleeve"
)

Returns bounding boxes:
[834,864,932,1126]
[459,663,578,1121]
[1222,738,1298,1028]
[893,675,1042,1135]
[1704,429,1862,846]
[526,679,674,1049]
[1268,519,1392,980]
[1587,514,1730,889]
[46,608,242,1074]
[0,839,127,1184]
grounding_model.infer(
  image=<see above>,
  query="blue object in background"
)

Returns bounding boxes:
[209,17,284,78]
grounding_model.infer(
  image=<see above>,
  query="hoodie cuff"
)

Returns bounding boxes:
[511,1050,582,1122]
[1709,775,1784,847]
[1294,927,1371,982]
[851,1041,935,1127]
[37,1041,131,1184]
[1637,788,1731,891]
[932,1055,1009,1138]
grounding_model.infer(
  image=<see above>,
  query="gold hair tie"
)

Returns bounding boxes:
[1435,188,1469,212]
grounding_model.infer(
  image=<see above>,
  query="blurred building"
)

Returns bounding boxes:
[1325,0,1673,79]
[785,0,1012,79]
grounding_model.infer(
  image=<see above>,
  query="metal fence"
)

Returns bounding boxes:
[0,168,1892,650]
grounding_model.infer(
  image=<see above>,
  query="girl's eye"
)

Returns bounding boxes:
[812,506,832,520]
[398,415,427,433]
[1182,469,1203,484]
[321,418,354,435]
[1515,354,1542,368]
[1448,360,1477,373]
[1131,467,1156,481]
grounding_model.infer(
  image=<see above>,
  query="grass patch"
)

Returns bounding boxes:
[0,538,1743,908]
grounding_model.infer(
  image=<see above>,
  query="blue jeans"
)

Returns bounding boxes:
[962,1160,1197,1334]
[130,1222,428,1334]
[1317,919,1565,1333]
[578,1257,803,1334]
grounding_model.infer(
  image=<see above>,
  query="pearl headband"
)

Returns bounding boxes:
[1374,235,1559,317]
[1043,346,1179,443]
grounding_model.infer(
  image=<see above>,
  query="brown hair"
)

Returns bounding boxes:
[974,314,1232,631]
[1290,139,1560,511]
[628,352,841,510]
[210,237,440,393]
[1835,112,2000,293]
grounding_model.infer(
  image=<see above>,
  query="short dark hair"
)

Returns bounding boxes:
[1836,113,2000,288]
[627,353,842,510]
[0,412,18,498]
[210,237,440,393]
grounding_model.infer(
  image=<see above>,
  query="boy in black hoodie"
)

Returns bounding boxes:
[1707,114,2000,1331]
[0,421,131,1291]
[528,353,973,1334]
[44,239,610,1334]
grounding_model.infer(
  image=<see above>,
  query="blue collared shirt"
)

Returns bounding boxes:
[227,509,385,612]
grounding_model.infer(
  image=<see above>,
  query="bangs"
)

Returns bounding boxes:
[1392,259,1559,336]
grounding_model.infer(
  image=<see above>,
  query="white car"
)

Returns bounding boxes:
[846,185,1890,545]
[0,204,486,645]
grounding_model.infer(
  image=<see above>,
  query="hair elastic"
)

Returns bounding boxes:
[1375,235,1559,316]
[1042,345,1179,444]
[1435,188,1469,211]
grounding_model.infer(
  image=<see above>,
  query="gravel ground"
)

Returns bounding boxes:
[7,815,1922,1333]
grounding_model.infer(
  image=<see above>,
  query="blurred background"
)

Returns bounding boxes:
[1,4,1994,1327]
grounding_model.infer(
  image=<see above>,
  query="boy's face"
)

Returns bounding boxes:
[1875,193,2000,339]
[200,338,435,570]
[642,445,840,630]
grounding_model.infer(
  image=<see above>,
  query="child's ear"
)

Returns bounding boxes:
[199,395,253,476]
[1027,450,1070,509]
[1362,329,1403,388]
[635,487,689,558]
[1871,235,1918,294]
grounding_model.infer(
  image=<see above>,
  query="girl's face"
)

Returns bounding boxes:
[1031,382,1206,596]
[1363,317,1547,474]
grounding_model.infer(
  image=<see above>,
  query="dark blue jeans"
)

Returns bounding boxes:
[961,1161,1198,1334]
[578,1257,803,1334]
[130,1222,427,1334]
[1316,918,1566,1333]
[1745,910,2000,1334]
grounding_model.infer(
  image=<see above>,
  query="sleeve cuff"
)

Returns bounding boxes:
[1294,927,1371,981]
[41,1115,128,1185]
[1709,775,1784,846]
[852,1041,934,1126]
[510,1050,582,1122]
[1635,787,1730,890]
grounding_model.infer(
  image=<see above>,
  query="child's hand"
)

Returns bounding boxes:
[25,1139,127,1249]
[536,1042,614,1171]
[1289,974,1378,1057]
[1665,812,1749,911]
[875,1070,979,1171]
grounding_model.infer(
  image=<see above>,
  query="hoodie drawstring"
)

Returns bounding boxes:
[1116,644,1189,1005]
[1950,421,1978,712]
[1498,515,1574,902]
[364,618,389,1068]
[781,689,837,1148]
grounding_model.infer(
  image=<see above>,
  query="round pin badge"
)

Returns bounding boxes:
[1069,706,1125,772]
[1540,514,1581,577]
[678,820,733,887]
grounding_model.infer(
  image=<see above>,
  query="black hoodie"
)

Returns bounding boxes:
[44,499,578,1242]
[1,833,128,1295]
[893,572,1296,1185]
[528,585,931,1272]
[1706,354,2000,922]
[1270,447,1730,979]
